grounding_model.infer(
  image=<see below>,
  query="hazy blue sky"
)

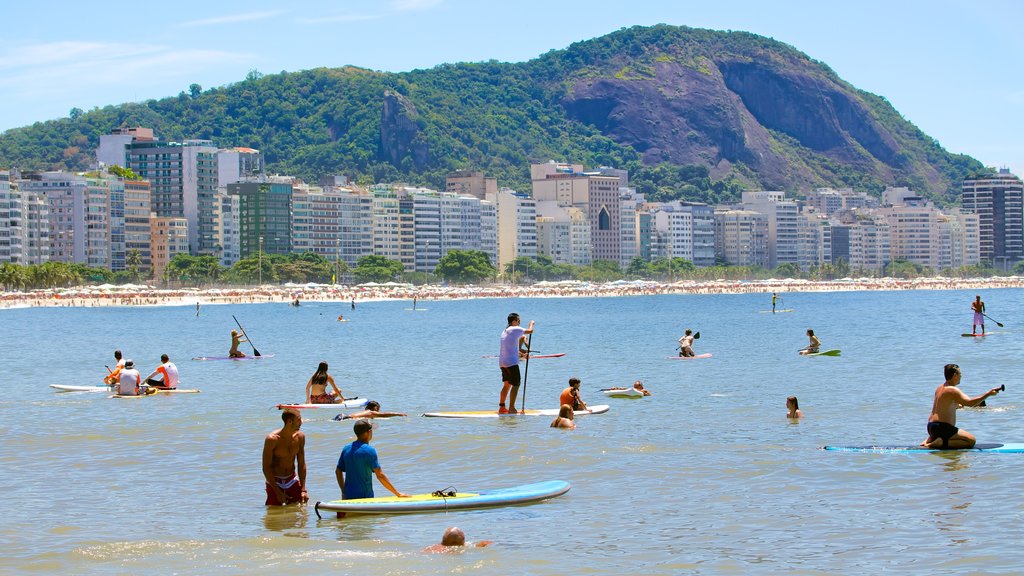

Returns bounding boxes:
[1,0,1020,176]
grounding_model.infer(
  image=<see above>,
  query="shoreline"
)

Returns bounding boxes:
[2,276,1023,309]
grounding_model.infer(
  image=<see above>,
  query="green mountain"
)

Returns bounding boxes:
[0,24,983,204]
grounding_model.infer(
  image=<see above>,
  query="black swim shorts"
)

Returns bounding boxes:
[927,421,959,449]
[501,365,521,387]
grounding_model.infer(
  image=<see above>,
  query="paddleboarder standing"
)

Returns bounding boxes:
[771,292,778,314]
[921,364,1002,449]
[971,295,986,335]
[498,312,534,414]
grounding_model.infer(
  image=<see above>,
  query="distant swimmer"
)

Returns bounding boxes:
[291,298,301,307]
[799,329,821,355]
[104,349,125,385]
[498,312,534,414]
[337,315,345,322]
[550,405,576,429]
[306,361,344,404]
[229,330,247,358]
[559,377,588,411]
[116,359,142,396]
[262,409,308,505]
[678,329,696,357]
[335,401,407,420]
[772,292,779,314]
[424,527,493,553]
[143,354,179,390]
[786,396,803,419]
[971,295,986,335]
[605,380,652,396]
[921,364,1002,449]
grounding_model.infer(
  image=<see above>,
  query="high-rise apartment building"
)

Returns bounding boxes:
[0,171,22,264]
[961,169,1023,269]
[217,192,241,267]
[486,188,537,271]
[532,162,622,263]
[217,147,264,188]
[650,202,715,266]
[741,191,800,268]
[150,216,189,280]
[19,172,115,269]
[535,201,592,266]
[714,209,769,268]
[228,178,293,259]
[124,179,152,271]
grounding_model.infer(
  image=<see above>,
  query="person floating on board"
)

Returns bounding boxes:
[229,330,247,358]
[337,315,345,322]
[799,329,821,355]
[103,349,125,385]
[971,295,986,335]
[550,404,576,429]
[335,419,408,515]
[771,292,779,314]
[606,380,652,396]
[786,396,803,419]
[143,354,179,390]
[678,329,696,357]
[116,359,143,396]
[336,401,407,420]
[423,527,493,553]
[921,364,1003,449]
[559,377,588,411]
[262,409,308,506]
[498,312,534,414]
[306,361,344,404]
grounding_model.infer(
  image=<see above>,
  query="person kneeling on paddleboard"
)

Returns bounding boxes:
[143,354,178,390]
[921,364,1002,449]
[104,349,125,385]
[678,329,696,357]
[559,377,588,411]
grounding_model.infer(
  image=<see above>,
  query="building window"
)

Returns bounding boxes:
[598,207,610,231]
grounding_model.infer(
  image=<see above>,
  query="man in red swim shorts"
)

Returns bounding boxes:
[262,409,308,505]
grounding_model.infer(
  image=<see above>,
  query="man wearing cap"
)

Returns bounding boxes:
[336,419,408,502]
[116,359,143,396]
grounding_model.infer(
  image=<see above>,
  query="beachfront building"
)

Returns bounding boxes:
[150,216,189,280]
[0,171,23,264]
[228,177,293,259]
[19,172,114,269]
[961,168,1023,269]
[440,192,483,254]
[637,210,654,261]
[216,192,241,267]
[650,202,715,266]
[937,209,982,270]
[741,191,800,269]
[369,186,414,270]
[878,189,949,270]
[479,199,498,268]
[714,209,769,268]
[532,161,622,264]
[406,188,442,273]
[844,214,891,272]
[446,170,497,200]
[805,188,874,216]
[535,201,592,266]
[619,188,642,269]
[16,182,50,266]
[486,188,537,273]
[124,179,152,272]
[797,211,832,270]
[124,137,220,257]
[217,147,264,188]
[96,126,154,169]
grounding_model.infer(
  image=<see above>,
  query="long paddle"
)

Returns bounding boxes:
[520,332,533,413]
[232,315,261,357]
[983,313,1004,328]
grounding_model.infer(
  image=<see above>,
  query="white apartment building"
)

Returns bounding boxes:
[619,188,642,269]
[650,202,715,266]
[741,191,800,268]
[797,211,831,270]
[20,172,115,269]
[406,188,442,273]
[847,215,891,272]
[479,200,498,268]
[217,147,264,188]
[486,188,537,271]
[123,179,151,271]
[714,209,769,268]
[440,193,482,253]
[0,171,23,264]
[216,191,240,267]
[370,187,414,270]
[938,209,981,270]
[535,201,591,266]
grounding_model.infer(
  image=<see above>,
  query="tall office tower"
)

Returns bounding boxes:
[485,188,537,271]
[446,170,497,200]
[961,168,1023,269]
[535,201,592,266]
[217,147,264,188]
[123,180,152,272]
[713,209,769,267]
[228,178,293,259]
[125,138,220,256]
[150,216,189,280]
[741,191,800,268]
[532,161,622,264]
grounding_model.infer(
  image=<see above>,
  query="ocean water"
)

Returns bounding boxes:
[2,288,1024,574]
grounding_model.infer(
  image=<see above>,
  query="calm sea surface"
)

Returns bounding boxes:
[3,288,1024,574]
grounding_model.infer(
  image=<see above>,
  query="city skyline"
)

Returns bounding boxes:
[0,0,1021,179]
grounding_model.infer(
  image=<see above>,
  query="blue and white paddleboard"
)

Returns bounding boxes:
[276,397,369,410]
[823,443,1024,453]
[314,480,570,515]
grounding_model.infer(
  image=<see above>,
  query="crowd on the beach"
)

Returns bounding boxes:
[3,275,1024,309]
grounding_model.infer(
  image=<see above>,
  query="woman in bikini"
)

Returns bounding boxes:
[305,361,344,404]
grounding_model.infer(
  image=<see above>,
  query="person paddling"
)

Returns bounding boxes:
[921,364,1002,449]
[498,312,534,414]
[971,295,986,335]
[771,292,779,314]
[229,330,247,358]
[678,329,696,357]
[799,329,821,355]
[104,349,125,385]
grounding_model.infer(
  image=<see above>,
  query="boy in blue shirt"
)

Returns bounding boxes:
[336,419,408,501]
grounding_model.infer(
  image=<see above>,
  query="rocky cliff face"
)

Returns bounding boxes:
[378,90,430,170]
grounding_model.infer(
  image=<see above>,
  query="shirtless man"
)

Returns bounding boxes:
[921,364,1002,449]
[262,409,308,505]
[229,330,246,358]
[971,295,986,335]
[333,401,407,420]
[423,527,493,553]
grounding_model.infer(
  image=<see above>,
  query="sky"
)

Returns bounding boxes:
[0,0,1020,176]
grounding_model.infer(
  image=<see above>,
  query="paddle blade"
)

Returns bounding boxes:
[253,348,262,357]
[694,332,701,339]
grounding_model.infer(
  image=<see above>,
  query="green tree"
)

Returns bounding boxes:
[108,165,140,180]
[353,255,405,284]
[773,263,802,278]
[163,254,225,285]
[434,250,495,284]
[189,83,202,98]
[576,259,624,282]
[0,263,29,290]
[125,249,143,283]
[625,256,652,279]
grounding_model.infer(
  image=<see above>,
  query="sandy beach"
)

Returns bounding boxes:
[3,276,1023,309]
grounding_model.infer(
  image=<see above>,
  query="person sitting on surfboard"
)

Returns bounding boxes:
[424,527,493,553]
[335,401,407,420]
[799,329,821,355]
[550,404,576,429]
[115,359,142,396]
[263,409,308,506]
[104,349,125,385]
[498,312,534,415]
[786,396,803,419]
[921,364,1002,449]
[678,329,696,357]
[306,361,344,404]
[142,354,179,390]
[229,330,246,358]
[559,377,588,411]
[971,295,986,335]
